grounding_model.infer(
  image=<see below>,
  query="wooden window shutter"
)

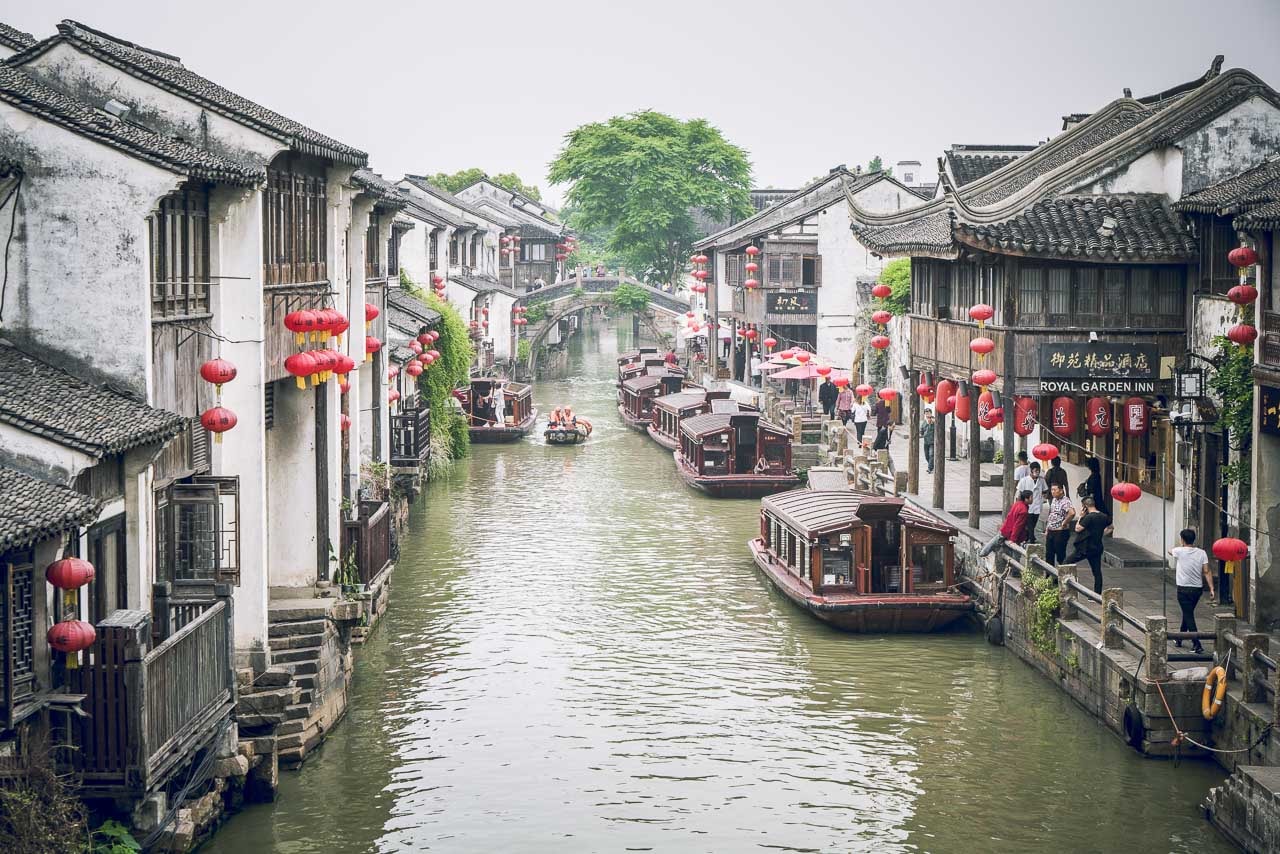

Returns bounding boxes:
[190,422,211,475]
[813,255,822,287]
[767,256,781,284]
[196,476,241,585]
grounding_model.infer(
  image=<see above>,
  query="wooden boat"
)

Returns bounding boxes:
[618,370,686,432]
[673,410,799,498]
[647,390,736,450]
[545,423,590,445]
[748,469,973,632]
[616,349,661,403]
[460,378,537,442]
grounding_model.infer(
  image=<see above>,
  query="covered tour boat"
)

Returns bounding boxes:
[674,409,799,498]
[618,370,687,432]
[748,469,973,632]
[646,389,734,450]
[460,378,538,442]
[616,349,661,403]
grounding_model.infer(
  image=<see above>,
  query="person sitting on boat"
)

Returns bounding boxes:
[753,456,771,475]
[549,407,564,428]
[664,349,678,366]
[563,407,577,426]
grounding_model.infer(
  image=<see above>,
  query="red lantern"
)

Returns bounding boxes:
[878,388,897,403]
[335,354,356,382]
[779,350,795,359]
[200,406,237,444]
[693,269,709,280]
[1227,284,1259,306]
[47,620,95,655]
[689,323,701,333]
[285,352,316,389]
[978,391,1000,429]
[1212,537,1250,576]
[45,557,94,589]
[1111,481,1142,512]
[934,380,957,415]
[283,310,319,346]
[693,284,707,294]
[968,303,994,328]
[1032,442,1059,462]
[432,275,444,285]
[916,382,934,400]
[365,303,380,328]
[763,337,777,350]
[365,335,382,362]
[1013,396,1036,436]
[871,310,892,325]
[339,414,351,431]
[871,335,891,350]
[794,351,811,364]
[421,352,435,365]
[408,341,423,355]
[971,368,997,390]
[745,246,760,257]
[833,377,849,388]
[744,278,759,289]
[428,350,441,361]
[1227,324,1258,346]
[388,390,401,404]
[1085,396,1111,436]
[745,262,759,273]
[969,336,995,360]
[1122,397,1148,435]
[1050,396,1077,437]
[816,365,831,376]
[855,383,874,399]
[311,349,336,382]
[954,390,971,422]
[313,308,336,341]
[744,329,758,341]
[199,358,237,393]
[330,313,350,345]
[871,283,892,299]
[1228,246,1258,269]
[555,253,568,261]
[428,330,440,342]
[387,366,400,380]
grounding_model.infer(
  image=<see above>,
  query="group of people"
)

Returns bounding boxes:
[819,378,892,450]
[548,407,579,429]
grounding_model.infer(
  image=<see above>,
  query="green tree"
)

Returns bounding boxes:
[879,258,911,315]
[426,168,543,201]
[549,110,752,287]
[867,156,894,176]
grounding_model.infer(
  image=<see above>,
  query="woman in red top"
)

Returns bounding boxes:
[1000,490,1033,544]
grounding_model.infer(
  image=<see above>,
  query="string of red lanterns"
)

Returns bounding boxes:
[200,355,238,444]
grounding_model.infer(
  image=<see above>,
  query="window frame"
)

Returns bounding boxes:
[150,183,212,319]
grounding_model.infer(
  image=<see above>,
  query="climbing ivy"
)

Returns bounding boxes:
[1024,568,1061,656]
[879,258,911,316]
[524,301,548,324]
[1208,334,1255,488]
[400,272,474,473]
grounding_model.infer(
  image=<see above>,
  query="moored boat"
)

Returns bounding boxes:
[673,409,799,497]
[616,349,662,403]
[461,378,538,442]
[748,470,972,632]
[647,391,738,450]
[618,370,685,432]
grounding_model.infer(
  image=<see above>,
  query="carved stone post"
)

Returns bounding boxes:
[1059,565,1077,620]
[1214,613,1236,674]
[1102,588,1124,649]
[1242,633,1269,704]
[1144,616,1169,681]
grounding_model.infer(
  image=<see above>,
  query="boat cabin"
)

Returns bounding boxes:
[463,378,534,428]
[678,411,790,477]
[620,371,684,424]
[651,390,731,444]
[759,489,957,595]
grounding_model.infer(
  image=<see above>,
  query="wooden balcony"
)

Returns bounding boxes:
[341,501,393,587]
[77,584,235,797]
[390,405,430,468]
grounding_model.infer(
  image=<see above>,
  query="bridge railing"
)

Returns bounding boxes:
[515,272,690,316]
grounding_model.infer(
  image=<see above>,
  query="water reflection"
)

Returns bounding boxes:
[206,320,1228,854]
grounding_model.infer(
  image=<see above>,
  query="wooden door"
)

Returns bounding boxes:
[87,516,127,622]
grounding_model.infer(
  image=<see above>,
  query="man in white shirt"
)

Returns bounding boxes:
[1015,462,1048,544]
[849,399,872,446]
[1013,450,1029,483]
[1169,528,1214,653]
[750,355,762,387]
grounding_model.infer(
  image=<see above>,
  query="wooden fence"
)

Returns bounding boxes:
[341,501,393,586]
[390,405,430,468]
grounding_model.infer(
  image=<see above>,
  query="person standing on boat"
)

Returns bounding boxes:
[1068,497,1113,594]
[872,398,892,450]
[1016,462,1048,544]
[850,395,871,445]
[818,377,838,419]
[1043,483,1075,565]
[1170,528,1214,653]
[922,407,936,474]
[836,384,854,425]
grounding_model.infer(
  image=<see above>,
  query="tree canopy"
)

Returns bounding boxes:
[425,168,543,201]
[548,110,752,287]
[867,156,893,177]
[879,258,911,315]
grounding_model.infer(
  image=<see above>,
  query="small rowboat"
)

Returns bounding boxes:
[545,423,591,445]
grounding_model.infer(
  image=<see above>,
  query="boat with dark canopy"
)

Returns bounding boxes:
[673,409,798,497]
[647,389,735,450]
[616,349,661,403]
[459,378,537,442]
[618,370,687,432]
[748,469,972,632]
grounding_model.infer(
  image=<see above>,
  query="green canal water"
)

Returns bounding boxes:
[206,322,1231,853]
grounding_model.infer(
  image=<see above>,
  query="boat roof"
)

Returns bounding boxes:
[679,410,782,438]
[762,488,957,538]
[653,390,706,411]
[504,381,532,399]
[622,372,672,392]
[617,348,659,364]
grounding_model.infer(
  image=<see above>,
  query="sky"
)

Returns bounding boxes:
[4,0,1279,206]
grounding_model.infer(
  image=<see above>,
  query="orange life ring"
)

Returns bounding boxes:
[1202,665,1228,720]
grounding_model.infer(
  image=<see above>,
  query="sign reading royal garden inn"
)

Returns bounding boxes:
[1038,342,1161,394]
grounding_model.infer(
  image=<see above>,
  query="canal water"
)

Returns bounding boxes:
[208,321,1230,853]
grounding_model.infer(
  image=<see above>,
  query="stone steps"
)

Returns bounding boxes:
[272,646,323,664]
[268,618,327,638]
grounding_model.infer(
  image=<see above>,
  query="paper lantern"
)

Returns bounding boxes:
[744,278,760,289]
[365,303,380,328]
[339,414,351,431]
[1227,324,1258,346]
[1227,284,1259,306]
[745,262,759,273]
[283,310,318,346]
[954,389,971,422]
[763,337,777,350]
[794,351,811,364]
[45,557,94,589]
[871,284,892,299]
[199,358,237,393]
[693,269,709,280]
[310,349,336,383]
[872,310,892,325]
[1111,481,1141,512]
[855,383,873,399]
[1050,396,1077,437]
[978,391,999,429]
[47,620,95,655]
[1013,396,1036,436]
[871,335,890,350]
[971,369,997,390]
[969,337,995,361]
[1085,396,1111,436]
[779,349,795,359]
[388,389,401,404]
[816,365,831,376]
[692,254,709,265]
[365,335,382,362]
[916,382,934,399]
[934,380,956,414]
[200,406,237,443]
[1032,442,1059,462]
[744,329,758,341]
[745,246,760,256]
[408,341,423,355]
[692,283,707,294]
[330,313,350,345]
[878,388,897,403]
[968,304,994,328]
[1227,246,1258,269]
[833,377,849,388]
[1122,397,1148,435]
[1212,537,1249,576]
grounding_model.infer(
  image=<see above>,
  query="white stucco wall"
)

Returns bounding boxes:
[1178,97,1280,196]
[266,380,319,588]
[0,424,98,483]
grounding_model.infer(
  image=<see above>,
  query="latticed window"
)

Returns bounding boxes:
[365,214,381,279]
[1,552,36,711]
[263,160,328,286]
[1196,214,1238,296]
[155,478,241,585]
[149,184,211,318]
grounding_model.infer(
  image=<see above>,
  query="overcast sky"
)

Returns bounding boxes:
[5,0,1279,205]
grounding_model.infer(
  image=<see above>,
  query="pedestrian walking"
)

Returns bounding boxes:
[818,377,838,419]
[850,396,871,444]
[1016,462,1049,543]
[1043,483,1075,565]
[922,408,936,474]
[1067,497,1112,593]
[1045,456,1069,497]
[750,354,762,387]
[872,397,892,450]
[1169,528,1214,653]
[1013,450,1029,483]
[836,384,854,425]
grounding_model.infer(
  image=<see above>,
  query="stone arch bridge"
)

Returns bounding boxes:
[515,274,689,372]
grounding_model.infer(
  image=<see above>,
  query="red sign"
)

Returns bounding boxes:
[1051,396,1077,437]
[1122,397,1149,435]
[1085,397,1111,436]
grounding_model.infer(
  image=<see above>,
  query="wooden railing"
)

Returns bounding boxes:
[390,405,430,468]
[341,500,392,586]
[150,580,221,646]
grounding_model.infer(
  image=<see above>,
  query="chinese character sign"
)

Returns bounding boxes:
[1086,397,1111,436]
[1051,396,1077,437]
[1122,397,1148,435]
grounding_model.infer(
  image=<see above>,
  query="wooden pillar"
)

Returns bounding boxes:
[1001,260,1018,510]
[968,382,981,529]
[315,384,329,582]
[933,408,946,510]
[907,376,920,495]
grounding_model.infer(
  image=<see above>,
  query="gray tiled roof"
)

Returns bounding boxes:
[452,274,519,298]
[955,194,1196,261]
[0,22,35,53]
[0,466,101,551]
[0,345,186,456]
[401,175,491,221]
[852,209,957,259]
[400,195,469,230]
[0,64,262,185]
[352,170,406,208]
[945,146,1036,187]
[20,20,366,165]
[1173,156,1280,215]
[387,289,441,335]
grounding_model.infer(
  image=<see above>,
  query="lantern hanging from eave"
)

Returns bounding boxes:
[934,380,956,414]
[1013,396,1036,436]
[978,391,1000,429]
[969,336,995,361]
[833,377,849,388]
[365,303,380,329]
[745,246,760,257]
[871,335,890,351]
[871,283,891,299]
[971,368,997,391]
[693,269,709,280]
[427,349,441,361]
[312,349,337,383]
[388,389,401,405]
[779,349,795,359]
[365,335,382,362]
[339,414,351,431]
[200,406,237,444]
[816,365,831,376]
[1110,481,1141,512]
[199,358,237,395]
[855,383,873,400]
[745,261,759,273]
[692,283,707,294]
[878,388,897,403]
[313,308,334,342]
[954,388,971,422]
[408,341,423,355]
[1227,284,1259,306]
[1212,537,1249,576]
[331,313,350,346]
[1122,397,1148,435]
[871,310,892,326]
[1085,396,1111,436]
[283,310,317,347]
[1050,396,1077,437]
[916,381,934,401]
[969,303,994,328]
[388,365,400,381]
[1227,324,1258,346]
[763,337,777,350]
[1227,245,1258,271]
[744,328,758,341]
[744,278,759,289]
[48,620,95,658]
[334,354,356,383]
[285,351,317,390]
[1032,442,1059,462]
[45,557,95,589]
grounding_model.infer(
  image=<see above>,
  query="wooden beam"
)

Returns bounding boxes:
[969,382,981,530]
[1002,257,1018,510]
[907,372,920,495]
[933,408,946,510]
